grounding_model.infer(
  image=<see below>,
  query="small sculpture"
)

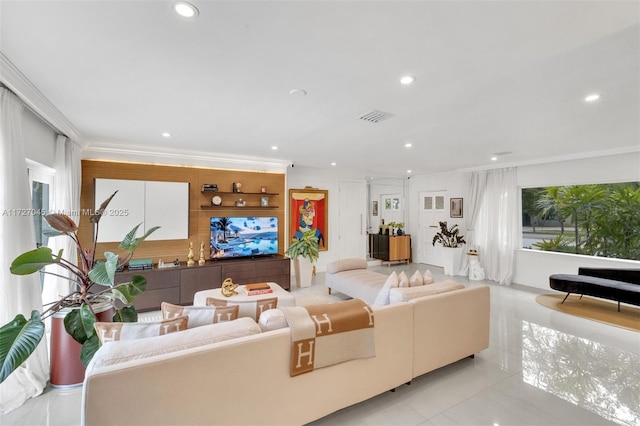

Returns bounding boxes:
[221,277,238,297]
[187,242,195,267]
[198,241,205,266]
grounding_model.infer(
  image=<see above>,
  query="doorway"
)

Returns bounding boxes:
[417,191,447,266]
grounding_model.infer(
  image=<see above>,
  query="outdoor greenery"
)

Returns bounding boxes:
[522,182,640,260]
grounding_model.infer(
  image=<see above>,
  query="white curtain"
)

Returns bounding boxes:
[41,135,82,307]
[0,88,49,413]
[472,167,519,285]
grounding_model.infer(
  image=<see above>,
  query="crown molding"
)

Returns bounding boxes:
[83,143,291,173]
[0,52,84,144]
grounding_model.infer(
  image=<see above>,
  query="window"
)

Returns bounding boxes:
[522,182,640,260]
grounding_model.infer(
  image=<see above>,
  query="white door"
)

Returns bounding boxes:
[417,191,448,266]
[338,180,367,259]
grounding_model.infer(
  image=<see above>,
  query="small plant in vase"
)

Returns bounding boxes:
[432,221,466,276]
[285,229,319,288]
[396,222,405,235]
[432,221,466,247]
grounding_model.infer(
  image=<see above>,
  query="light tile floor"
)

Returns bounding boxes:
[2,263,639,426]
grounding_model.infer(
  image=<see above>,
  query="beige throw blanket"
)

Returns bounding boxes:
[281,299,375,376]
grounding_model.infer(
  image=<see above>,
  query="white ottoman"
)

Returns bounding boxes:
[193,282,296,321]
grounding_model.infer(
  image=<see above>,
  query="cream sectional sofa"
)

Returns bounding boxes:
[81,286,490,426]
[326,258,465,305]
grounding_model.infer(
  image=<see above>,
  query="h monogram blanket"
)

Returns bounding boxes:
[281,299,375,376]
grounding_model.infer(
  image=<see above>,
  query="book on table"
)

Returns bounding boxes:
[244,282,273,295]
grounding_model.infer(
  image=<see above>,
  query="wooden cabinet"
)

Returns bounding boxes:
[115,255,290,311]
[369,234,411,265]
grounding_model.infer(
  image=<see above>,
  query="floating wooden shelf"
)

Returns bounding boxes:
[201,191,279,196]
[200,205,280,209]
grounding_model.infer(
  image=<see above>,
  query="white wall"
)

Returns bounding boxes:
[22,108,56,168]
[369,178,406,232]
[513,152,640,289]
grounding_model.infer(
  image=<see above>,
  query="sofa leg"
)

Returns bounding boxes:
[561,292,571,304]
[406,381,411,386]
[468,354,475,359]
[618,301,621,312]
[328,288,332,295]
[390,388,396,393]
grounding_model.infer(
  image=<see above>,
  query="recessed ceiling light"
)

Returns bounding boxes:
[407,170,412,174]
[289,89,307,96]
[400,75,416,85]
[271,146,278,150]
[404,143,412,148]
[584,93,600,102]
[491,156,498,161]
[331,162,337,166]
[162,132,171,138]
[174,2,199,18]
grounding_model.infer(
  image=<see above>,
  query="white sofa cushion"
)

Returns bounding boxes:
[326,258,368,274]
[258,309,288,331]
[423,269,434,284]
[409,270,424,287]
[372,271,397,306]
[89,317,262,369]
[398,271,409,288]
[161,302,239,327]
[94,316,189,344]
[389,280,465,304]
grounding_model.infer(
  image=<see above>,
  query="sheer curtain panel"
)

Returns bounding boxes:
[0,88,49,412]
[473,167,519,285]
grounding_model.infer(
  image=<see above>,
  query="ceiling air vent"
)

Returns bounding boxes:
[358,110,395,124]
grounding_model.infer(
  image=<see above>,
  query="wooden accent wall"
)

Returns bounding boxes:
[79,160,286,263]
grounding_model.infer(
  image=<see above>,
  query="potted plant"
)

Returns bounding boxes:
[432,221,466,275]
[0,190,159,385]
[396,222,405,235]
[285,229,319,288]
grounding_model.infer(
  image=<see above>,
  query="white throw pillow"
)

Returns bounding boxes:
[423,269,434,284]
[372,271,397,306]
[398,271,409,288]
[94,316,189,344]
[161,302,239,328]
[389,280,465,304]
[409,270,424,287]
[258,309,288,331]
[89,317,262,369]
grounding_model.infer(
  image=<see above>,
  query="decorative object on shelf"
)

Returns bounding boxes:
[235,198,246,207]
[211,195,222,206]
[0,190,159,385]
[202,184,218,192]
[450,198,463,218]
[286,229,320,288]
[232,182,243,193]
[261,186,267,193]
[221,277,239,297]
[187,242,195,267]
[261,196,269,207]
[198,241,206,266]
[289,187,328,251]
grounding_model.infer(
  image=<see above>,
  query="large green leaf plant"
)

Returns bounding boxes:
[0,191,159,383]
[285,229,320,263]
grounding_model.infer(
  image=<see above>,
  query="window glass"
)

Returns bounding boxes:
[522,182,640,260]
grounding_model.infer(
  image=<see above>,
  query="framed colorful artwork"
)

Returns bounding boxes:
[289,188,328,251]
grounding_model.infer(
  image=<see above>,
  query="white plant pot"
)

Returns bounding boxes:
[441,246,464,276]
[293,256,315,288]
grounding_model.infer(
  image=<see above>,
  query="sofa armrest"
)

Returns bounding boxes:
[578,268,640,285]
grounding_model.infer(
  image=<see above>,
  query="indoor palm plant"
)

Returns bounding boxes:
[0,190,159,384]
[432,221,466,276]
[285,229,319,288]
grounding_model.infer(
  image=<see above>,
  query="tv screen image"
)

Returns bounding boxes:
[210,216,278,259]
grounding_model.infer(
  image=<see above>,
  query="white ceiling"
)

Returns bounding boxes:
[1,0,638,178]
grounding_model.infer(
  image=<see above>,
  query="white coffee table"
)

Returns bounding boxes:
[193,282,295,320]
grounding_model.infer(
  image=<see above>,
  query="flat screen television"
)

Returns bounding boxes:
[210,216,278,259]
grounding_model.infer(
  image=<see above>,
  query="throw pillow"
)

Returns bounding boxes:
[88,317,262,370]
[423,269,434,284]
[388,280,465,304]
[161,302,239,328]
[94,316,189,344]
[258,309,288,331]
[372,271,397,306]
[409,270,424,287]
[398,270,409,288]
[206,296,278,321]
